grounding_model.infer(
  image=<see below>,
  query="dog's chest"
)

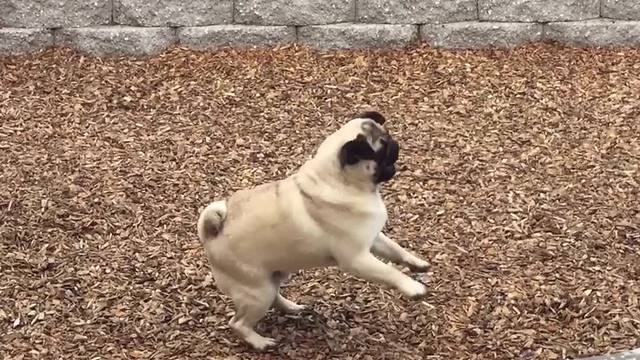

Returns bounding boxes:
[343,195,388,247]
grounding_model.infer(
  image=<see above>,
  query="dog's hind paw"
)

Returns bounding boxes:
[247,334,277,351]
[282,302,307,313]
[275,294,306,313]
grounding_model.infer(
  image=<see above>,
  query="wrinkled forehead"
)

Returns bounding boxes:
[343,117,388,141]
[344,117,386,134]
[335,117,388,152]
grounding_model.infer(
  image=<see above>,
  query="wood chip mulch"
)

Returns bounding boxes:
[1,43,639,360]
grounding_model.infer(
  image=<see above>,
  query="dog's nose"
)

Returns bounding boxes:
[384,138,399,165]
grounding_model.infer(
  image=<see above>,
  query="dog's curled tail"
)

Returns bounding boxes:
[197,200,228,243]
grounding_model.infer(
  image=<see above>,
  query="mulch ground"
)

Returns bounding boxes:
[1,42,639,360]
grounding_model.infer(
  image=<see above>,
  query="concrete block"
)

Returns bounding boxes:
[602,0,640,20]
[544,19,640,47]
[234,0,353,25]
[0,28,53,55]
[298,23,418,50]
[178,25,295,49]
[55,26,177,56]
[114,0,232,26]
[479,0,599,22]
[0,0,110,28]
[421,22,543,49]
[357,0,477,24]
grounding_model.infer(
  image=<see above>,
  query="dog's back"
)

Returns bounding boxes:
[201,178,336,275]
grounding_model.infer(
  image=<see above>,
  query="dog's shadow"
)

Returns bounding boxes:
[231,303,369,356]
[260,307,333,345]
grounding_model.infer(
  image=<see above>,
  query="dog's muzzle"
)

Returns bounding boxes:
[375,137,399,183]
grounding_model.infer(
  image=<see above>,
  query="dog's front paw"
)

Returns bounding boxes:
[406,258,430,273]
[399,279,427,300]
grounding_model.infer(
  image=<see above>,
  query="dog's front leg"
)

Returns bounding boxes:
[337,252,427,299]
[371,233,430,272]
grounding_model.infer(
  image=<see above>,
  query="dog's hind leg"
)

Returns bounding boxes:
[228,281,278,351]
[371,233,430,272]
[271,271,306,313]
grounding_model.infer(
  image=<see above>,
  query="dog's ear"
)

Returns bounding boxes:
[358,111,385,125]
[339,134,375,167]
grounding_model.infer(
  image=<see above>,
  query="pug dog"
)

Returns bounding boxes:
[197,111,430,351]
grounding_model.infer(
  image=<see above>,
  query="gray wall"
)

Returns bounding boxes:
[1,0,639,56]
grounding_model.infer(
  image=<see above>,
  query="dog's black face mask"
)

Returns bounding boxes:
[338,111,400,184]
[375,137,399,183]
[339,133,400,184]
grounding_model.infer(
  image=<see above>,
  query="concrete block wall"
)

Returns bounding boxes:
[0,0,639,56]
